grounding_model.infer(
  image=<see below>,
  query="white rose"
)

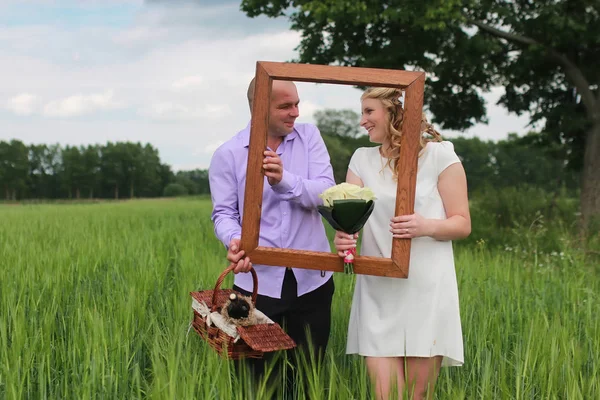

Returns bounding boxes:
[358,187,376,202]
[319,183,377,207]
[319,185,346,207]
[337,182,363,199]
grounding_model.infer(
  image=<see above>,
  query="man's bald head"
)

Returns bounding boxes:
[247,78,256,112]
[247,78,298,113]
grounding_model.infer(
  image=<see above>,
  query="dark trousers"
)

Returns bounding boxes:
[233,268,334,398]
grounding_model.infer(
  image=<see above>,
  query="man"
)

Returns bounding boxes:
[208,78,336,395]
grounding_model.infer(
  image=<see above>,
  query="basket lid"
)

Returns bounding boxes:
[237,323,296,352]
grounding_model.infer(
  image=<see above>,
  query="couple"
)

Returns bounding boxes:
[208,78,471,400]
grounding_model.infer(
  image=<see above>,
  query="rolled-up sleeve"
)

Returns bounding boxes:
[271,126,335,209]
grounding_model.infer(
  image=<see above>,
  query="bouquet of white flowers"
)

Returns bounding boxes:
[318,183,376,274]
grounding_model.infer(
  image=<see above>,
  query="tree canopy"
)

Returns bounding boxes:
[241,0,600,230]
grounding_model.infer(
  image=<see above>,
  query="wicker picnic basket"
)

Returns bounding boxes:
[190,265,296,360]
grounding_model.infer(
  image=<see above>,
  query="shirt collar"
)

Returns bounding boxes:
[242,120,298,148]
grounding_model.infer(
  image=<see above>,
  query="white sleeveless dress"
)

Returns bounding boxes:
[346,141,464,367]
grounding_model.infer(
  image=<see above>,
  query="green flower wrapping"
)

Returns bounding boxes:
[318,184,376,274]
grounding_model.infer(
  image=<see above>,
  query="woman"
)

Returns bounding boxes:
[334,88,471,400]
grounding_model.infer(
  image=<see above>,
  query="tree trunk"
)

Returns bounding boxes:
[11,189,16,201]
[114,184,119,199]
[76,188,80,199]
[580,120,600,234]
[89,188,94,199]
[130,182,134,199]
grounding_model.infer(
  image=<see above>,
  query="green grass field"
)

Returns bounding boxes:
[1,199,598,399]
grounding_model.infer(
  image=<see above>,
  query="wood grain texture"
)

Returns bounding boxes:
[239,61,424,278]
[240,63,270,253]
[262,61,423,88]
[248,247,407,278]
[391,74,425,278]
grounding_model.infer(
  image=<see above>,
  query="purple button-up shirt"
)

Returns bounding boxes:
[209,122,336,298]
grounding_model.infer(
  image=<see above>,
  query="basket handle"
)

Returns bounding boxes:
[211,264,258,310]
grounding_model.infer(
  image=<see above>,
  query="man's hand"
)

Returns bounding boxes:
[263,150,283,186]
[227,238,252,274]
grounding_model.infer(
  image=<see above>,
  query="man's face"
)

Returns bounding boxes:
[268,81,300,137]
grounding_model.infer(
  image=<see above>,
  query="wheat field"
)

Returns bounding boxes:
[0,199,598,399]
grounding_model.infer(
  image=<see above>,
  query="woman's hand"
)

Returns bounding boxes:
[333,231,358,257]
[390,213,432,239]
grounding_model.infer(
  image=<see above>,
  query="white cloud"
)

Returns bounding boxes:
[5,93,40,116]
[42,90,124,118]
[200,140,225,155]
[203,104,230,115]
[141,102,231,121]
[0,2,532,173]
[171,75,203,91]
[297,100,319,121]
[113,26,169,46]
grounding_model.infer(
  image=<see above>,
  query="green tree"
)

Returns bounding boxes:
[314,109,377,182]
[174,172,200,195]
[0,140,29,200]
[314,109,362,138]
[81,145,101,198]
[158,163,175,196]
[163,182,188,197]
[43,144,63,199]
[100,142,125,199]
[450,136,496,193]
[138,144,165,197]
[121,142,144,199]
[492,133,573,191]
[28,144,51,198]
[322,134,354,183]
[0,141,9,199]
[174,169,212,195]
[190,169,210,194]
[61,145,87,199]
[98,142,166,199]
[241,0,600,231]
[450,134,579,194]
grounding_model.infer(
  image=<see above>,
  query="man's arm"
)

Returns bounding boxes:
[209,146,242,248]
[270,126,335,209]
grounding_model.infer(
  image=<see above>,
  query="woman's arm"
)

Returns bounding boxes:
[391,163,471,241]
[429,162,471,240]
[346,168,364,187]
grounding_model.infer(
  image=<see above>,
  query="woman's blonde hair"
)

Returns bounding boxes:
[361,87,442,179]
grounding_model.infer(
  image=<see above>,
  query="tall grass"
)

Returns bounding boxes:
[465,185,589,253]
[0,199,598,399]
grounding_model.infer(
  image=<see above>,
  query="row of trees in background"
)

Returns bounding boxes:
[0,140,209,200]
[0,108,580,201]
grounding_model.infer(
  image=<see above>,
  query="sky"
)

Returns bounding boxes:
[0,0,531,171]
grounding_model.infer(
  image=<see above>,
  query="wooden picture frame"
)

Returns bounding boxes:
[240,61,425,278]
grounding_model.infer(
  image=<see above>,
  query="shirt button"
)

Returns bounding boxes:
[283,212,287,216]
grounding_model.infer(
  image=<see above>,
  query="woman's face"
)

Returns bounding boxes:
[360,98,389,145]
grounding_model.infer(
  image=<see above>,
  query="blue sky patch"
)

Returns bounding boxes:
[1,2,139,29]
